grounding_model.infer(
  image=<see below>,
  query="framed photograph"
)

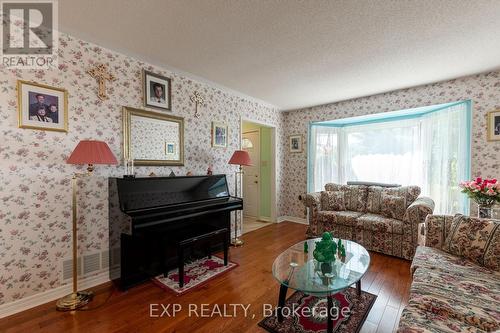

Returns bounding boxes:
[165,142,175,155]
[487,110,500,141]
[143,69,172,111]
[212,122,228,148]
[289,135,303,153]
[17,80,68,132]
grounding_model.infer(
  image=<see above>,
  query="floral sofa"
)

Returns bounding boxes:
[303,183,434,260]
[397,214,500,333]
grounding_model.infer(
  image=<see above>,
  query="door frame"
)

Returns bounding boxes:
[242,128,261,219]
[240,117,277,223]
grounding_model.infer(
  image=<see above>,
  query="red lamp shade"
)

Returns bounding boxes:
[67,140,118,165]
[228,150,252,166]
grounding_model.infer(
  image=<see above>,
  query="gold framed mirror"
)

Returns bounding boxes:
[123,106,184,166]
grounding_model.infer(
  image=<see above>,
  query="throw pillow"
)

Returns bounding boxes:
[444,214,500,270]
[380,193,406,220]
[320,191,346,211]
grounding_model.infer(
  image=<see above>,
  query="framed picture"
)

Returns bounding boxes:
[17,80,68,132]
[143,69,172,111]
[487,110,500,141]
[289,135,303,153]
[165,142,175,155]
[212,122,228,148]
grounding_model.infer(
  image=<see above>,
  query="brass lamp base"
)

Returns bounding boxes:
[231,237,244,247]
[56,291,94,311]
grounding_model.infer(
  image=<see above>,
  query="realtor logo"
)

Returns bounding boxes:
[1,0,58,68]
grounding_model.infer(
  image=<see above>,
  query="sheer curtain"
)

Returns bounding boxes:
[420,103,470,214]
[309,125,339,192]
[343,120,422,186]
[308,102,471,214]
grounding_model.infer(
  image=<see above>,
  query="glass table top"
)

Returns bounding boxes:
[272,238,370,296]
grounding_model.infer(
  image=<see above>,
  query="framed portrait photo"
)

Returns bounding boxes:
[17,80,68,132]
[289,135,303,153]
[487,110,500,141]
[212,122,228,148]
[143,70,172,111]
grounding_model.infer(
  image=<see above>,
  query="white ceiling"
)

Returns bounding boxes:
[59,0,500,110]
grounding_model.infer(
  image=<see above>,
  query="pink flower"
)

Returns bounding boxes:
[486,189,496,196]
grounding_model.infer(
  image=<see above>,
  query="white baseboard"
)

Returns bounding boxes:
[277,216,308,225]
[258,216,272,222]
[0,271,110,319]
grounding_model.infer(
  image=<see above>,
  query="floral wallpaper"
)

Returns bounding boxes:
[0,33,284,305]
[282,71,500,218]
[1,30,499,308]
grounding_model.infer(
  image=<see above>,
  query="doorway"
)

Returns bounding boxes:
[241,120,276,234]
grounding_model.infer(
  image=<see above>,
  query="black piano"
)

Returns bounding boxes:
[108,175,243,290]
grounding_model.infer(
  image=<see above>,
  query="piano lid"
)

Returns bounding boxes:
[115,174,230,212]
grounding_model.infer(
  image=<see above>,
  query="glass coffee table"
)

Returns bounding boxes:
[272,238,370,333]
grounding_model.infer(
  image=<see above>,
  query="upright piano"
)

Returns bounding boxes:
[108,175,243,290]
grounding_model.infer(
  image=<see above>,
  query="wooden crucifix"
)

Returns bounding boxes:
[87,63,116,100]
[190,91,205,118]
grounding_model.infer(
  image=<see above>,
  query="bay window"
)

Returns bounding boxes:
[308,101,471,214]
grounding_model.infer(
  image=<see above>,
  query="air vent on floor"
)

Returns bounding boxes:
[101,250,109,269]
[83,253,100,275]
[61,249,118,282]
[62,257,82,281]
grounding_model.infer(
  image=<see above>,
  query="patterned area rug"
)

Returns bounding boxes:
[152,256,238,295]
[259,288,376,333]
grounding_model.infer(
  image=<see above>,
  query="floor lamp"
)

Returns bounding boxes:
[56,140,118,311]
[228,150,252,246]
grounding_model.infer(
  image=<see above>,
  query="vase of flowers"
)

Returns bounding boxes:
[459,178,500,218]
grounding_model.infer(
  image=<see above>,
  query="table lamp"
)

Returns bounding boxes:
[56,140,118,311]
[228,150,252,246]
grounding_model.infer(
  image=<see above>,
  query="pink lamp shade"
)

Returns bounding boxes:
[67,140,118,165]
[228,150,252,166]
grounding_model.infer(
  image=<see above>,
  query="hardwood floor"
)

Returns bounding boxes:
[0,222,412,333]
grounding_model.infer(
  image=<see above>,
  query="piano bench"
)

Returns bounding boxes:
[172,227,229,288]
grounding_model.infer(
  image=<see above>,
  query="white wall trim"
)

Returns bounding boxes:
[277,216,308,225]
[0,271,110,319]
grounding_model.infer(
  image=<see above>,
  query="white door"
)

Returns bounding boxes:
[242,131,260,217]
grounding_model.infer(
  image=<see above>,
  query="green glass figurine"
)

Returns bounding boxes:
[313,232,337,263]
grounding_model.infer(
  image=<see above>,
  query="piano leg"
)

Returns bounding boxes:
[178,244,184,288]
[223,231,228,266]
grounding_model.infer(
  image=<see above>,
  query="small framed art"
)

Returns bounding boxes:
[487,110,500,141]
[212,122,228,148]
[143,70,172,111]
[289,135,303,153]
[17,80,68,132]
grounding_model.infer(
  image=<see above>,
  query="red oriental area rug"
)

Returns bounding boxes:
[152,256,238,295]
[259,288,376,333]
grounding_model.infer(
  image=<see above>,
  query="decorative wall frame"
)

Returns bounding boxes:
[487,110,500,141]
[17,80,68,132]
[123,106,184,165]
[289,134,303,153]
[143,70,172,111]
[212,122,228,148]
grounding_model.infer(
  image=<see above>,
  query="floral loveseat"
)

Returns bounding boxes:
[303,183,434,260]
[398,214,500,333]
